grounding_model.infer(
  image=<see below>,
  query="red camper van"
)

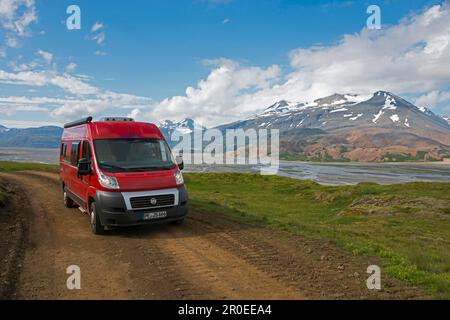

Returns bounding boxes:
[59,117,188,234]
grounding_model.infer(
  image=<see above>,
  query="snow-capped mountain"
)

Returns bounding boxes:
[157,118,205,143]
[158,118,194,134]
[231,91,450,133]
[216,91,450,161]
[257,93,373,118]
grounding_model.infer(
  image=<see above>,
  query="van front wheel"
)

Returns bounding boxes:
[90,203,105,235]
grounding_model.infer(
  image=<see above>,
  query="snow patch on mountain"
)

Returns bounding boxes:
[390,114,400,123]
[330,108,348,113]
[417,106,435,117]
[404,118,410,127]
[372,109,384,123]
[373,94,399,124]
[349,113,363,121]
[157,118,202,137]
[383,96,397,110]
[256,93,374,119]
[346,94,373,103]
[259,100,294,116]
[442,116,450,125]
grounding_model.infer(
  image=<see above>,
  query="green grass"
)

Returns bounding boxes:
[382,151,439,162]
[185,173,450,299]
[0,161,58,173]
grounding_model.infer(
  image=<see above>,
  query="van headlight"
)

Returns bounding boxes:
[98,171,120,189]
[174,170,184,185]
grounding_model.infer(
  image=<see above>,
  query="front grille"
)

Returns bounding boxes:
[130,194,175,209]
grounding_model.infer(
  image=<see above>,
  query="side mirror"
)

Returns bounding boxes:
[176,155,184,171]
[78,158,91,176]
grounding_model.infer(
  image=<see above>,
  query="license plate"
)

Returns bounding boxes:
[142,211,167,220]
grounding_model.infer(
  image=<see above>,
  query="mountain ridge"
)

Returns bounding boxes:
[1,91,449,162]
[214,91,450,161]
[228,91,450,133]
[0,125,63,148]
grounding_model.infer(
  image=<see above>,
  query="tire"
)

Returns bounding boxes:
[90,203,105,235]
[63,190,75,208]
[171,218,184,226]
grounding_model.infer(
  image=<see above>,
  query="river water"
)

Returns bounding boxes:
[2,147,450,185]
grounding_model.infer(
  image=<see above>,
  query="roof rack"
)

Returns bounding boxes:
[100,117,134,122]
[64,117,93,129]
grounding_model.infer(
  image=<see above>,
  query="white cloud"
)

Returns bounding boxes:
[222,18,230,24]
[91,22,104,33]
[94,50,107,56]
[415,90,450,108]
[15,105,48,111]
[146,59,280,125]
[50,92,151,119]
[0,102,48,116]
[92,32,105,45]
[0,68,152,120]
[282,3,450,101]
[0,118,61,128]
[0,0,37,47]
[9,60,38,71]
[127,108,142,119]
[37,49,53,64]
[0,69,99,95]
[0,89,151,120]
[6,35,19,47]
[144,2,450,126]
[66,62,77,72]
[90,21,106,46]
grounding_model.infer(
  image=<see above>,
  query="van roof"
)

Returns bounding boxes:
[62,120,165,141]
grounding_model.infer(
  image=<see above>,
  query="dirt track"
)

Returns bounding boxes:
[0,171,426,299]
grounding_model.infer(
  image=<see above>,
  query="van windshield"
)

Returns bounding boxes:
[93,138,176,172]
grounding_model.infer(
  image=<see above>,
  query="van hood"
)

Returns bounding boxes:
[111,169,179,191]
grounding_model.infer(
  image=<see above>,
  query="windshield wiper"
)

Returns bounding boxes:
[130,165,175,172]
[100,163,129,171]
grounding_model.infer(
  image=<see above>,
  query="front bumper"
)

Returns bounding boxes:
[94,186,188,227]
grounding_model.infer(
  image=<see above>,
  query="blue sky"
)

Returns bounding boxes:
[0,0,449,127]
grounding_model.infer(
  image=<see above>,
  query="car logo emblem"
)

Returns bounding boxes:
[150,198,157,205]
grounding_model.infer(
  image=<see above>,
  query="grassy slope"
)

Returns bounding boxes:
[185,173,450,299]
[0,161,58,173]
[1,161,448,298]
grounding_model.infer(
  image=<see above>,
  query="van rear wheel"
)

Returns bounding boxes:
[90,203,105,235]
[63,191,75,208]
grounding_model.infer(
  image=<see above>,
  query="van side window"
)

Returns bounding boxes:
[81,141,91,161]
[70,141,80,166]
[60,143,67,158]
